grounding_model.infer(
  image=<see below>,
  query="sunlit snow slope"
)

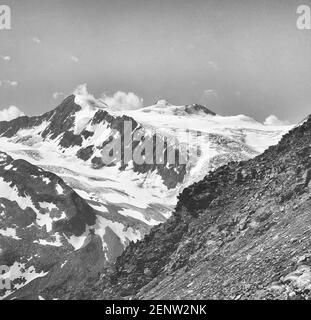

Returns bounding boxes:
[120,99,292,185]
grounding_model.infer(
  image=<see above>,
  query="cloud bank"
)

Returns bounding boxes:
[32,37,41,44]
[52,92,64,100]
[0,106,24,122]
[102,91,144,110]
[264,115,290,126]
[73,83,93,98]
[203,89,218,98]
[72,84,143,111]
[73,83,100,110]
[71,56,79,63]
[0,80,18,87]
[0,55,11,61]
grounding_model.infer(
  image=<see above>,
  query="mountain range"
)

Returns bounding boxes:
[0,88,294,299]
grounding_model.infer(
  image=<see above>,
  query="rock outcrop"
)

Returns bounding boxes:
[0,151,101,298]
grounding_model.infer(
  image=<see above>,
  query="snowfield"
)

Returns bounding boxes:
[117,101,292,185]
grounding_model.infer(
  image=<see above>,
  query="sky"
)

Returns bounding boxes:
[0,0,311,123]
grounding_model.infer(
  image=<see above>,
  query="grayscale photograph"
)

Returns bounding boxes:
[0,0,311,308]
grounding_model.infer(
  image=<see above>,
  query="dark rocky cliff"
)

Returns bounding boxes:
[0,151,99,298]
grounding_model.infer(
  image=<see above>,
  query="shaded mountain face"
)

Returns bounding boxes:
[65,115,311,301]
[4,234,106,301]
[184,104,216,116]
[0,151,100,298]
[0,152,96,235]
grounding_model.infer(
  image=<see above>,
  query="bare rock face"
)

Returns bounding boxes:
[0,151,97,235]
[70,115,311,300]
[5,234,106,300]
[0,151,103,298]
[185,104,216,116]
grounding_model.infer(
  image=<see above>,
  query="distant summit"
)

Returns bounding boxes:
[185,104,216,116]
[139,100,216,116]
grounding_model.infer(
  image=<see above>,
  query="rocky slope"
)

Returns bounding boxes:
[61,114,311,301]
[0,151,102,298]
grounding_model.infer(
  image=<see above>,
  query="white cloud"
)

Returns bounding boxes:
[52,92,64,100]
[207,60,219,70]
[203,89,218,98]
[7,80,18,87]
[264,115,290,126]
[73,84,101,110]
[101,91,144,110]
[72,84,143,111]
[74,83,92,97]
[32,37,41,44]
[0,55,11,61]
[71,56,79,63]
[0,80,18,87]
[0,106,24,122]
